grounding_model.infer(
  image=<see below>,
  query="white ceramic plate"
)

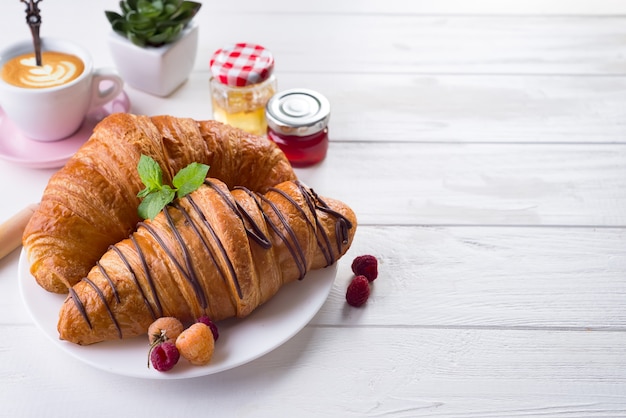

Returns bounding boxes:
[19,249,336,379]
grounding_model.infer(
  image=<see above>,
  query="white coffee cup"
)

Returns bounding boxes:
[0,38,124,141]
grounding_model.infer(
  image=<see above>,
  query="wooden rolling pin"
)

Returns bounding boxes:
[0,204,39,260]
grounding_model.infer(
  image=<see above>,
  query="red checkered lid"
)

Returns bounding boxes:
[209,43,274,87]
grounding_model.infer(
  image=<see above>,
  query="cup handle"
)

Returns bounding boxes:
[89,68,124,111]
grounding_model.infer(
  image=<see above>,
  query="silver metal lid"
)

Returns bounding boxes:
[266,88,330,136]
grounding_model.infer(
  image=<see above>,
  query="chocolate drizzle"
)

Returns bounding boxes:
[184,189,243,300]
[67,180,353,339]
[96,261,120,304]
[83,277,122,339]
[256,191,308,280]
[173,199,232,298]
[205,180,272,249]
[307,185,352,250]
[130,235,163,317]
[269,184,335,267]
[68,287,91,329]
[109,244,158,321]
[162,207,208,309]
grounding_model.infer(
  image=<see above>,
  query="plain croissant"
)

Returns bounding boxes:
[58,179,357,345]
[23,114,296,294]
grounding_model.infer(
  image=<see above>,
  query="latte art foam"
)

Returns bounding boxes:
[1,51,84,89]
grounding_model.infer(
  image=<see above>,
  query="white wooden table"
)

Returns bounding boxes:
[1,1,625,416]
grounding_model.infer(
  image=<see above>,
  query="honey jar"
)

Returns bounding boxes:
[209,43,277,136]
[265,88,331,167]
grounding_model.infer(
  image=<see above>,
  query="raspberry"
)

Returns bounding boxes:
[346,275,370,307]
[150,341,180,372]
[148,317,184,345]
[197,315,219,342]
[351,255,378,282]
[176,323,215,366]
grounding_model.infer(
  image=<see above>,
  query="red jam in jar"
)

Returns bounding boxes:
[266,88,330,167]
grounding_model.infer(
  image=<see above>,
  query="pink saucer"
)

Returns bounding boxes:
[0,90,131,169]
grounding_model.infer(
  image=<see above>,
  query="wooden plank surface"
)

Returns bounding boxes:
[200,15,626,75]
[130,73,626,144]
[3,326,626,417]
[1,1,625,417]
[3,2,626,76]
[5,226,625,329]
[296,142,626,226]
[319,226,626,329]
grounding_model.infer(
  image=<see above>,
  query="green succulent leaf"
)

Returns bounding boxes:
[147,27,176,44]
[127,32,146,47]
[105,11,123,25]
[120,0,134,15]
[106,0,201,47]
[137,0,163,17]
[164,3,178,15]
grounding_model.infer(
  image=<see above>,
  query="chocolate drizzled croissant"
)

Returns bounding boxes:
[58,179,357,345]
[23,114,296,293]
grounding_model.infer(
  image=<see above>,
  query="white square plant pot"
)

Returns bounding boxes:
[108,21,198,97]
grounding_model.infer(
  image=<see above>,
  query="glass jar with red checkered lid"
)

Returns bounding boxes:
[209,43,277,136]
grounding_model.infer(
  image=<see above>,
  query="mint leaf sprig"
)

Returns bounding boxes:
[137,154,210,220]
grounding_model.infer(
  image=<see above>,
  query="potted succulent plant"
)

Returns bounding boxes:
[105,0,202,97]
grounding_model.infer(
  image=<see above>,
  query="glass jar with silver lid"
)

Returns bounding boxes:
[265,88,331,167]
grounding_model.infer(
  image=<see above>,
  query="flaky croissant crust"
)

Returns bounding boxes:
[23,114,297,293]
[58,179,357,345]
